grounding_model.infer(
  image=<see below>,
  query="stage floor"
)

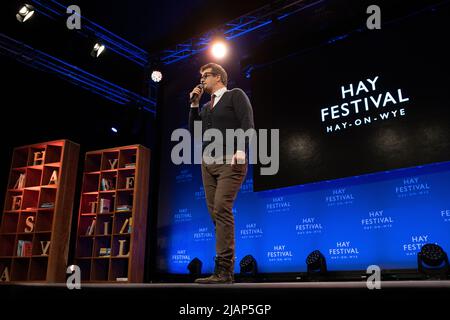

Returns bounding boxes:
[5,279,450,289]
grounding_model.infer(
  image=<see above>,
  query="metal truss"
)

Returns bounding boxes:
[158,0,325,65]
[30,0,149,67]
[0,33,156,113]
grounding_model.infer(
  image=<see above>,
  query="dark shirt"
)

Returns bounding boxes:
[189,88,255,156]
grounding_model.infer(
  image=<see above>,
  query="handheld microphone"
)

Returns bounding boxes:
[190,83,204,103]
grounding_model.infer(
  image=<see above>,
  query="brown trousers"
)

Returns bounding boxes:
[201,160,247,272]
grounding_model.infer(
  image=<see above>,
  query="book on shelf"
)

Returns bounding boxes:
[99,248,111,257]
[128,217,132,233]
[13,173,26,189]
[99,198,111,213]
[116,205,132,212]
[40,202,55,209]
[17,240,33,257]
[16,241,21,256]
[116,277,128,282]
[124,163,136,168]
[86,218,96,236]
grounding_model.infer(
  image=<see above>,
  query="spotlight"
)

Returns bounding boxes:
[16,4,35,23]
[418,244,449,278]
[306,250,327,276]
[91,42,105,58]
[210,40,228,59]
[111,127,118,133]
[187,258,202,279]
[239,255,257,277]
[151,70,163,83]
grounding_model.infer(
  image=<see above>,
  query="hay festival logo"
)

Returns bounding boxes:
[321,76,410,133]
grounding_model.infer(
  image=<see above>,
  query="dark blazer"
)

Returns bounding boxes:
[189,88,255,155]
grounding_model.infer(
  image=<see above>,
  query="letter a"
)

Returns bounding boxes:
[66,265,81,290]
[67,5,81,30]
[366,5,381,30]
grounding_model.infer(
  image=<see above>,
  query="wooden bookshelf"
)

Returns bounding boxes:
[74,145,150,283]
[0,140,79,283]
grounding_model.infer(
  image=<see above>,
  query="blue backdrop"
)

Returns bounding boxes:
[156,157,450,274]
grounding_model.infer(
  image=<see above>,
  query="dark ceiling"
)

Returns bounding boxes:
[1,0,442,95]
[55,0,275,53]
[1,0,279,94]
[1,0,443,103]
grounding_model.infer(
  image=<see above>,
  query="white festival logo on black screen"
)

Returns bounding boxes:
[321,76,410,133]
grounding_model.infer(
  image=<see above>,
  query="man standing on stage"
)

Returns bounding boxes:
[189,63,254,284]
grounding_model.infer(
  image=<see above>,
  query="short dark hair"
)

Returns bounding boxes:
[200,63,228,86]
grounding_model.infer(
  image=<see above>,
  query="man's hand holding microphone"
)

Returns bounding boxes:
[189,84,204,107]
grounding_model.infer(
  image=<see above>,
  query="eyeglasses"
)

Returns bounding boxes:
[200,72,217,80]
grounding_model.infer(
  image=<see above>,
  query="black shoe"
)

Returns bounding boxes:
[194,256,235,284]
[194,271,234,284]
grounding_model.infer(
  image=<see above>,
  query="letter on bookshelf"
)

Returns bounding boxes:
[11,195,22,211]
[86,218,96,235]
[25,216,35,233]
[14,173,26,189]
[33,151,45,165]
[126,177,135,189]
[89,201,97,213]
[40,241,51,256]
[13,175,19,189]
[108,159,118,170]
[49,170,58,185]
[118,240,128,257]
[119,219,129,234]
[0,267,10,282]
[103,221,110,235]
